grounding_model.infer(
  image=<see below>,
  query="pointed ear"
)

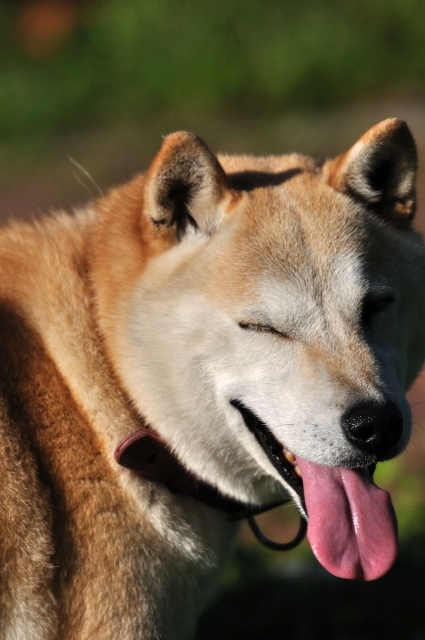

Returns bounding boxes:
[323,118,418,229]
[144,131,228,240]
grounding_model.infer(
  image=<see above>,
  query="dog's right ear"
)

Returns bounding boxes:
[324,118,418,229]
[143,131,228,241]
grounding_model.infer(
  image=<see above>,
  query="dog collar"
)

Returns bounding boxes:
[115,427,306,551]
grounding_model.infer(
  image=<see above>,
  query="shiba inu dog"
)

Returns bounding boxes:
[0,118,424,639]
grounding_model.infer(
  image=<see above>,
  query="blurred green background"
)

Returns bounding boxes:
[1,1,425,638]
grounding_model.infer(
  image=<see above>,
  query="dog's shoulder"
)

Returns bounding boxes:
[0,209,226,637]
[0,212,151,637]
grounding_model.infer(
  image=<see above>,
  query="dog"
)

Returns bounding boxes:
[0,118,424,639]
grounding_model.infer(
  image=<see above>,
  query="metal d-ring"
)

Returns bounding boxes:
[247,510,307,551]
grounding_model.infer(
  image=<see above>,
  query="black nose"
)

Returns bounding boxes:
[341,401,403,459]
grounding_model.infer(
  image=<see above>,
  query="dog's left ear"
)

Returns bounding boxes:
[144,131,228,240]
[323,118,417,229]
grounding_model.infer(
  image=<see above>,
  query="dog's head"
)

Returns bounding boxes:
[95,120,425,581]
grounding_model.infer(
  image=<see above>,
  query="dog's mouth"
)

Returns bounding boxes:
[230,399,398,582]
[230,399,305,508]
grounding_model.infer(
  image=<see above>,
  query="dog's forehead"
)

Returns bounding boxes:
[205,163,374,319]
[228,167,366,283]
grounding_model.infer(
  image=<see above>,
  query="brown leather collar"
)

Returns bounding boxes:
[115,427,307,549]
[115,427,265,519]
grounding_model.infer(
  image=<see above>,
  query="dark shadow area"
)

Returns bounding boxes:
[196,542,425,640]
[227,168,303,191]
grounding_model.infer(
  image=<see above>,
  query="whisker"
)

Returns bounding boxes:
[69,157,103,198]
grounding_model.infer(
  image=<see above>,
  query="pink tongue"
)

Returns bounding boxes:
[296,457,398,581]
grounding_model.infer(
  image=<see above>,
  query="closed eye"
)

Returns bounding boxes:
[361,290,395,328]
[239,322,291,339]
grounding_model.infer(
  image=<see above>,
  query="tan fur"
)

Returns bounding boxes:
[0,119,424,638]
[0,215,233,639]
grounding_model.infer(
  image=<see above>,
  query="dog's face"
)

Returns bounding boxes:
[109,120,425,581]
